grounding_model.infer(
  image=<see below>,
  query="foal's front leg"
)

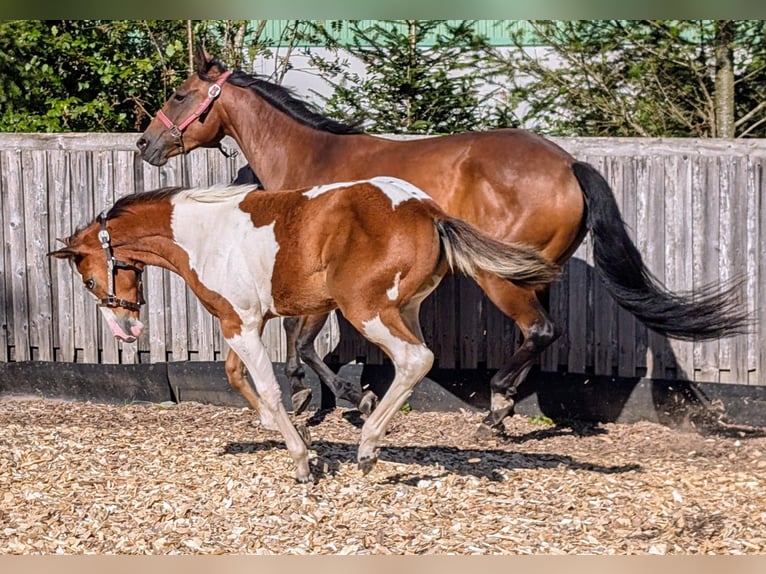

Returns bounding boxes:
[226,328,313,483]
[223,348,280,431]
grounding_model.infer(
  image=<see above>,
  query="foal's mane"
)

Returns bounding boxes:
[106,185,257,221]
[199,58,363,135]
[106,186,186,220]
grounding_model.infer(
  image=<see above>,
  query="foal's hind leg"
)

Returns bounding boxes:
[295,313,378,416]
[475,272,558,428]
[341,306,434,474]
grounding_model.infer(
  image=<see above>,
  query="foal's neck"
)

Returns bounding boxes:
[109,203,182,272]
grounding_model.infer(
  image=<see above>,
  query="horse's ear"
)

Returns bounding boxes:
[194,43,213,74]
[48,245,77,260]
[48,237,77,259]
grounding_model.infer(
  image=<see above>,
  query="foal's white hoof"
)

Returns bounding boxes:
[258,417,281,433]
[358,455,378,475]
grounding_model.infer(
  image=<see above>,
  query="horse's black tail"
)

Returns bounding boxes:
[572,160,750,341]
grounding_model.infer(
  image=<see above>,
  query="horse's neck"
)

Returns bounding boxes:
[223,92,343,189]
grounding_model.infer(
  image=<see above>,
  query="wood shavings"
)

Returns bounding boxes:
[0,398,764,554]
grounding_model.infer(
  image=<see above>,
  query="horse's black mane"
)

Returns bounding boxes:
[200,58,363,135]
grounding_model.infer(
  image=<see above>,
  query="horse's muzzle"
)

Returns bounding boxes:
[136,136,169,166]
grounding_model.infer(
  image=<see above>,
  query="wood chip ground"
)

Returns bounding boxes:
[1,397,764,554]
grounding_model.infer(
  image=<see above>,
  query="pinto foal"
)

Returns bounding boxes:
[50,177,558,482]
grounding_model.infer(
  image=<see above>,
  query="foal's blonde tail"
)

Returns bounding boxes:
[435,218,560,289]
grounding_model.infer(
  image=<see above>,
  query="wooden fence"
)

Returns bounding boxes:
[1,133,764,386]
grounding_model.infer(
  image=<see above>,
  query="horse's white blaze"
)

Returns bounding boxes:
[170,192,280,322]
[303,176,432,208]
[386,272,402,301]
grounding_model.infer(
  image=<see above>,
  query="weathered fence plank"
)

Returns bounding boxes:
[48,149,74,362]
[140,159,167,364]
[4,149,30,362]
[113,150,139,364]
[1,134,763,388]
[69,152,98,363]
[0,151,14,362]
[758,155,766,385]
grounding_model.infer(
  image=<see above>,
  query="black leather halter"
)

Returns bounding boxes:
[96,213,145,312]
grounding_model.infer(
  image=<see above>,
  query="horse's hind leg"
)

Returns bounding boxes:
[475,272,558,428]
[295,313,378,416]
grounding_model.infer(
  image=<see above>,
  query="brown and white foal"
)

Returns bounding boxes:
[50,177,558,482]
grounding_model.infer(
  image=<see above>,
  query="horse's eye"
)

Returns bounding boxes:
[173,92,186,102]
[85,279,95,291]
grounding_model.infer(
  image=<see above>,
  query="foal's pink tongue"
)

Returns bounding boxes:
[130,322,144,338]
[106,317,135,342]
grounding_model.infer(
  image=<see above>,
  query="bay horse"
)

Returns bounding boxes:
[136,48,749,427]
[49,177,559,480]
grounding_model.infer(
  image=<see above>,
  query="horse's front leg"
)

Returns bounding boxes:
[296,312,378,415]
[282,316,313,413]
[226,326,313,483]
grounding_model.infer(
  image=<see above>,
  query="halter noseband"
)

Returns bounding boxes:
[155,70,236,157]
[97,213,145,313]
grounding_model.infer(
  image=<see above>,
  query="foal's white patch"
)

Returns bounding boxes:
[303,181,360,200]
[362,315,409,362]
[370,177,433,208]
[170,189,279,320]
[303,176,431,208]
[386,272,402,301]
[362,314,434,379]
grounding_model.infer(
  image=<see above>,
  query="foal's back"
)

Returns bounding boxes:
[232,178,444,317]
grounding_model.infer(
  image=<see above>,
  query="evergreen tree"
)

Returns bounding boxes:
[306,20,507,134]
[492,20,766,138]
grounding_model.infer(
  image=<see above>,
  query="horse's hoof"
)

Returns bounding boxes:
[358,390,378,416]
[295,422,312,446]
[358,456,378,475]
[482,403,515,429]
[474,422,496,441]
[291,388,312,414]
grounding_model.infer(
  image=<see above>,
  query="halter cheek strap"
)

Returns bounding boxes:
[97,213,145,313]
[155,70,234,156]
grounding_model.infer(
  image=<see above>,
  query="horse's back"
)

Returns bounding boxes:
[336,129,585,260]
